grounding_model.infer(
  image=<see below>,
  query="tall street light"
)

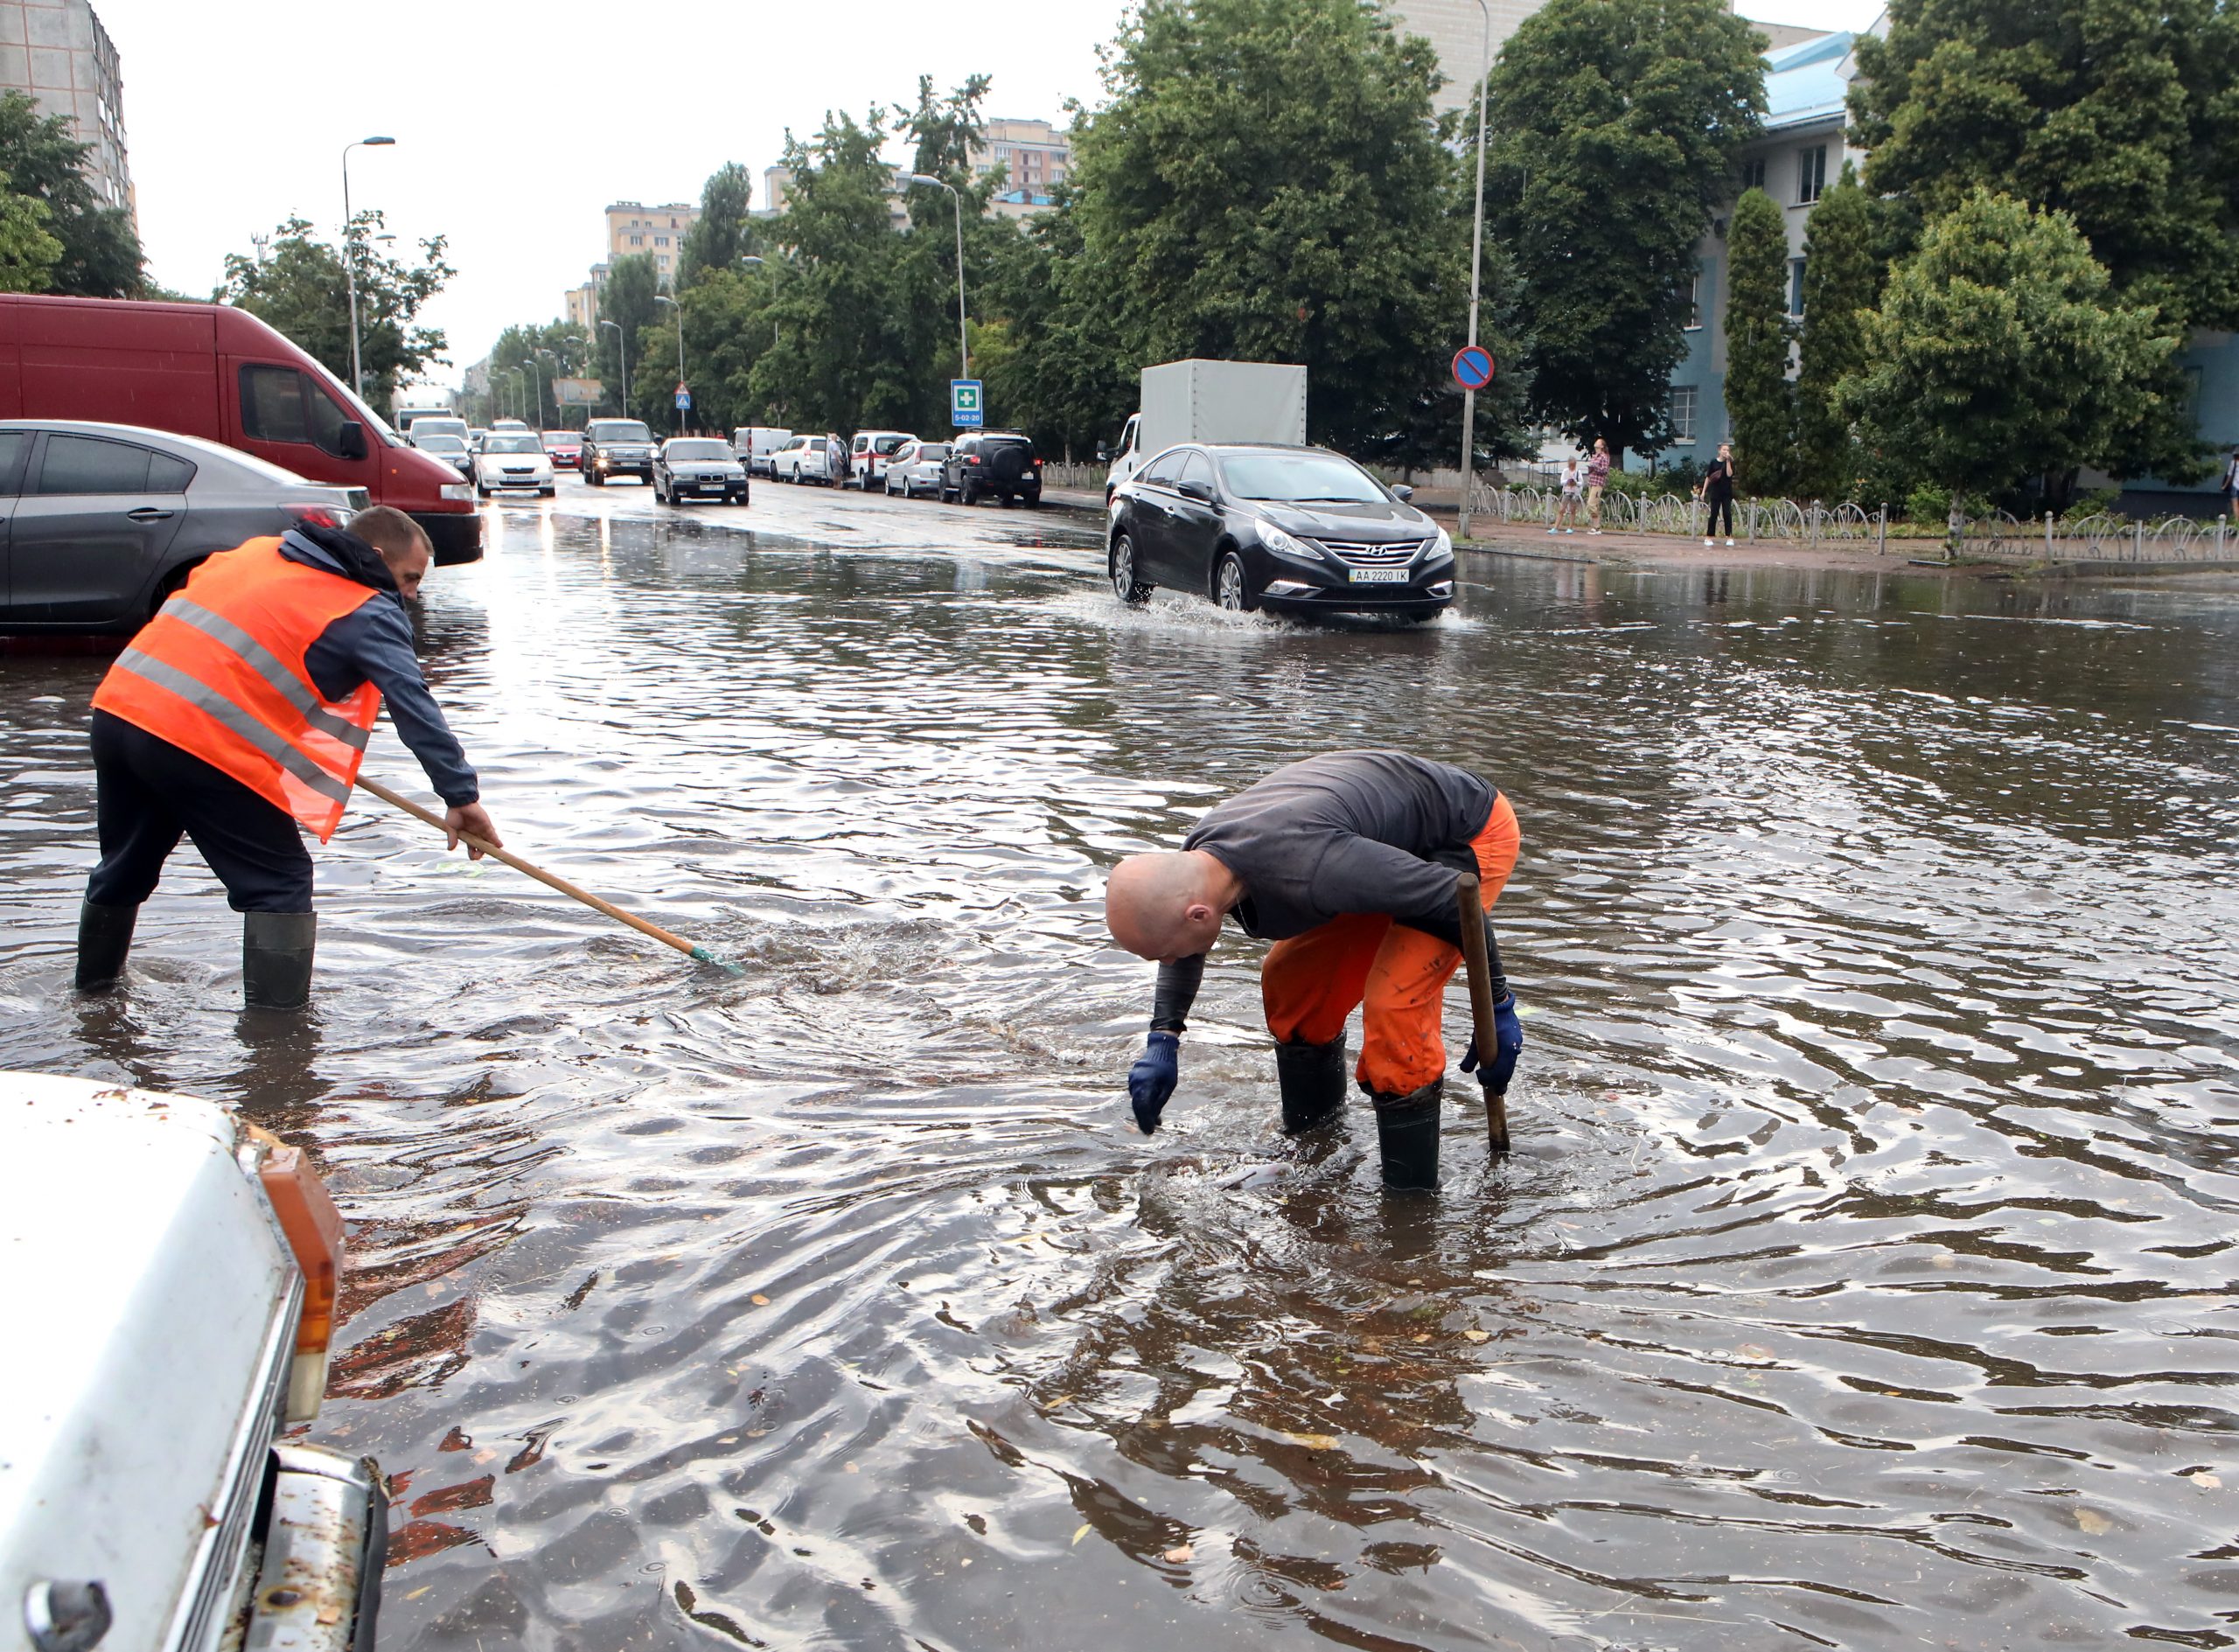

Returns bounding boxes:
[1457,0,1493,542]
[655,292,687,433]
[598,318,628,419]
[341,136,395,401]
[527,348,555,430]
[895,173,969,382]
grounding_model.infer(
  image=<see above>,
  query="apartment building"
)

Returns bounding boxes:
[975,117,1070,218]
[0,0,133,220]
[560,201,701,328]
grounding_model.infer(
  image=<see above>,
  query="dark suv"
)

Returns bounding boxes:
[940,431,1042,506]
[580,417,657,486]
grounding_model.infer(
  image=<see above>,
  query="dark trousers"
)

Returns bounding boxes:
[1705,491,1734,536]
[87,709,314,912]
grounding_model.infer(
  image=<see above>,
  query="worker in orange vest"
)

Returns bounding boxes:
[76,506,500,1009]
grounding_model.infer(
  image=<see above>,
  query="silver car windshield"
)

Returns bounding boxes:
[667,441,732,460]
[484,436,542,454]
[1217,452,1386,505]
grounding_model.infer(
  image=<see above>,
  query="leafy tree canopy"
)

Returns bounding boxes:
[1057,0,1505,466]
[677,163,757,290]
[591,252,663,418]
[1482,0,1766,458]
[1850,0,2239,333]
[1722,186,1793,498]
[1793,161,1875,501]
[1838,189,2177,506]
[0,90,142,297]
[0,166,61,293]
[220,213,453,412]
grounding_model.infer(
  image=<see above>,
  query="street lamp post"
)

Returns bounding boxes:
[533,349,557,431]
[896,174,968,383]
[341,136,395,401]
[655,292,687,434]
[598,319,628,419]
[1457,0,1492,542]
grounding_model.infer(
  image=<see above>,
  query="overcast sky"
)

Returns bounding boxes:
[94,0,1884,401]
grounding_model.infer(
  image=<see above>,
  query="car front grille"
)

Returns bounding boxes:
[1314,538,1429,567]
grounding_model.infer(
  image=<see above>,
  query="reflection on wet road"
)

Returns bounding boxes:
[3,491,2236,1650]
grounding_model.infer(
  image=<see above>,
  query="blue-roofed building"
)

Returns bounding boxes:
[1653,29,1866,475]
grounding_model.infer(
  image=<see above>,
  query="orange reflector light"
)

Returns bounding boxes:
[258,1146,345,1355]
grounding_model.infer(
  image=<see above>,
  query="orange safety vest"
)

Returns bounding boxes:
[92,539,384,843]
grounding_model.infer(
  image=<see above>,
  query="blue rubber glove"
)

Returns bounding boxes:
[1461,995,1524,1096]
[1128,1031,1180,1134]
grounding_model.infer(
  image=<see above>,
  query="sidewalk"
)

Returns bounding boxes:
[1427,512,1955,575]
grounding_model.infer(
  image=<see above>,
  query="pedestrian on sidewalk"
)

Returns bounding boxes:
[1552,459,1582,534]
[1699,443,1737,546]
[2223,447,2238,525]
[74,508,500,1010]
[1104,749,1524,1193]
[1585,438,1611,534]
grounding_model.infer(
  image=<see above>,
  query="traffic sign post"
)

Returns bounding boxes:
[674,382,692,411]
[1451,345,1496,392]
[951,378,984,429]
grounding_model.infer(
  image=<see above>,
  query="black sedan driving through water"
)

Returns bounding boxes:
[1106,444,1454,619]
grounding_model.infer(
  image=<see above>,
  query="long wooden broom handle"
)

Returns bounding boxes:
[1455,873,1511,1154]
[356,777,714,963]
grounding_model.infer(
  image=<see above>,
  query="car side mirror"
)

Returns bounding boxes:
[1177,479,1216,504]
[338,421,368,462]
[1392,484,1414,503]
[1096,445,1110,463]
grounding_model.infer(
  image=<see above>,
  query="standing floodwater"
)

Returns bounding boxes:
[2,506,2235,1650]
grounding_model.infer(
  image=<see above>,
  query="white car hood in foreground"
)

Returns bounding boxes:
[0,1075,295,1652]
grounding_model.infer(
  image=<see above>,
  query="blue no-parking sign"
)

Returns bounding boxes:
[1452,345,1496,392]
[952,379,985,429]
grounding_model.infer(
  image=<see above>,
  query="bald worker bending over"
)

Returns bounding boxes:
[1106,749,1524,1191]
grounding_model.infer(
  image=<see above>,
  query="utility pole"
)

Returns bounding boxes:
[1457,0,1492,542]
[341,136,395,400]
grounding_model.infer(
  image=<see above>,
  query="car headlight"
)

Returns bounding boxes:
[1433,526,1453,558]
[440,483,473,501]
[1260,524,1315,560]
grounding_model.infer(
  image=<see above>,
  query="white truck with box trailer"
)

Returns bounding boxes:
[0,1073,385,1652]
[1103,359,1309,500]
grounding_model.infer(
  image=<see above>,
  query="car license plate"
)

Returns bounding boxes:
[1349,566,1410,583]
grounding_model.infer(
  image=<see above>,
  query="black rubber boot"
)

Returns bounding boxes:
[242,911,317,1011]
[1275,1036,1348,1134]
[73,901,138,991]
[1371,1079,1443,1193]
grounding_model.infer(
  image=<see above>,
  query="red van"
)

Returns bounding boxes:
[0,295,482,564]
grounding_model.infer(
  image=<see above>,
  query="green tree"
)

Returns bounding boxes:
[220,214,454,412]
[676,163,757,290]
[1721,185,1792,497]
[485,321,590,429]
[0,90,142,296]
[1055,0,1495,466]
[591,252,662,419]
[1837,189,2177,521]
[751,109,939,435]
[1482,0,1766,461]
[1850,0,2239,333]
[1792,162,1875,500]
[0,166,61,292]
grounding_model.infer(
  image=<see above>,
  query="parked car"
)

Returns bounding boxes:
[1106,443,1454,620]
[883,440,951,498]
[654,436,750,505]
[542,429,582,470]
[847,429,915,491]
[941,430,1043,506]
[0,420,366,633]
[0,1071,385,1652]
[413,431,474,478]
[731,426,792,477]
[472,430,556,497]
[0,293,479,563]
[580,417,657,485]
[767,432,834,485]
[467,427,490,451]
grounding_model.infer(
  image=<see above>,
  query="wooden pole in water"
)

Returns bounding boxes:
[357,777,735,968]
[1454,874,1510,1154]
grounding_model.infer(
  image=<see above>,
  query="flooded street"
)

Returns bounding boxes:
[3,485,2236,1650]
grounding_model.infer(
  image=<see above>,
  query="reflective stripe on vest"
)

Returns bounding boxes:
[91,540,385,842]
